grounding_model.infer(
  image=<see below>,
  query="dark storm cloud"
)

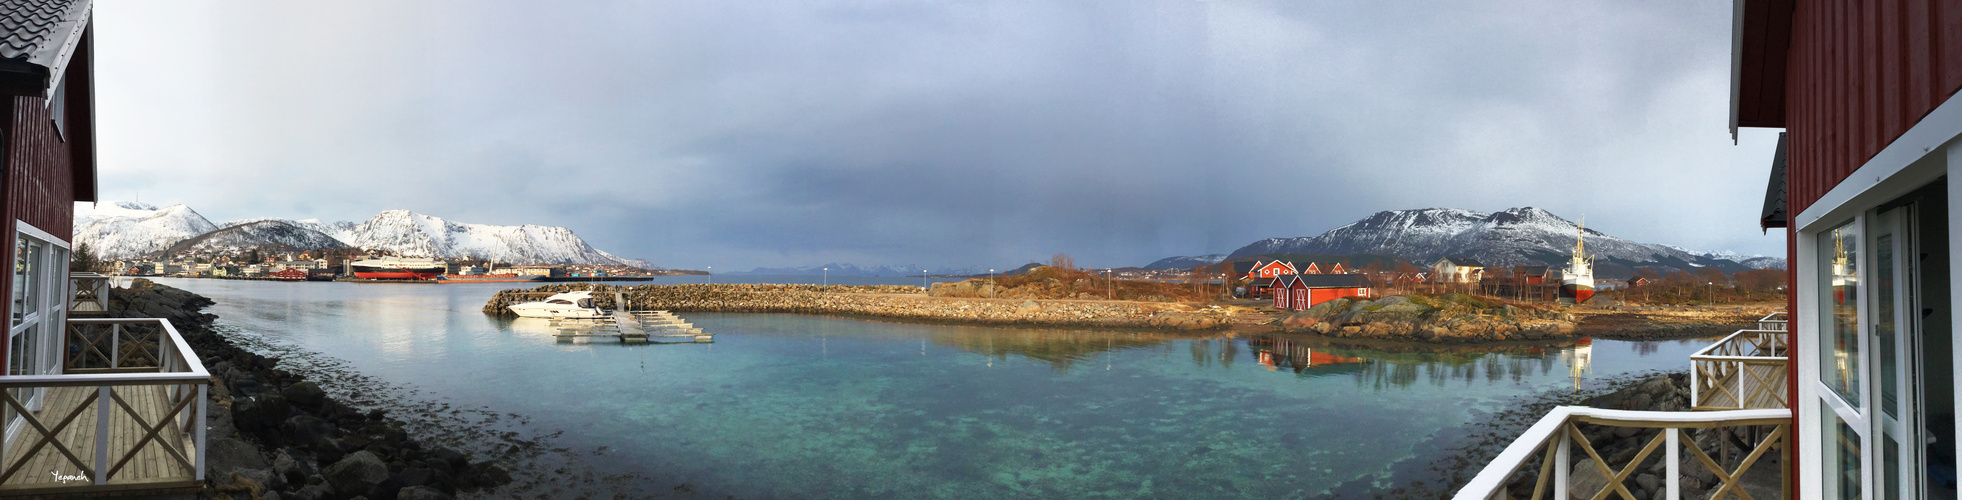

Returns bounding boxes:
[91,0,1780,270]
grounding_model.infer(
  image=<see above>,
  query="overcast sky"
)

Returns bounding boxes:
[92,0,1783,271]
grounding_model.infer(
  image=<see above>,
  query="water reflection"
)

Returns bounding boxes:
[1243,334,1599,390]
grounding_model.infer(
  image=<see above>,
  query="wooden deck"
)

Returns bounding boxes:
[0,385,200,497]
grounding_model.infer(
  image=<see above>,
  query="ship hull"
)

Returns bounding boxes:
[1559,283,1595,304]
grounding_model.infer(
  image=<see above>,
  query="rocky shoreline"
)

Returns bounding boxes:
[483,283,1243,331]
[114,280,510,500]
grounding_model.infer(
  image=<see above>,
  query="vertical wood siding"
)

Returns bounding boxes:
[0,92,82,370]
[1786,0,1962,215]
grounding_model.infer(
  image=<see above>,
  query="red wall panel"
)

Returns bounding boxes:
[1785,0,1962,215]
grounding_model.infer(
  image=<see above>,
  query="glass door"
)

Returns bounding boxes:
[1870,206,1920,499]
[1818,219,1868,499]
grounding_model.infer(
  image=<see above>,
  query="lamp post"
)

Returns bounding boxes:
[1706,281,1713,302]
[823,267,828,287]
[990,269,996,298]
[706,266,711,285]
[923,270,928,293]
[1107,268,1113,300]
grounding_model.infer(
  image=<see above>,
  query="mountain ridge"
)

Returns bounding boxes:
[74,202,649,267]
[1210,207,1782,277]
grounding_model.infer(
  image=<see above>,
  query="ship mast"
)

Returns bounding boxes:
[1572,217,1592,271]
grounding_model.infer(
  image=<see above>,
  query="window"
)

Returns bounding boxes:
[1819,221,1861,407]
[6,223,70,437]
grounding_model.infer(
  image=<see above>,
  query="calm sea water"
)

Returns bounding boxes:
[151,278,1710,499]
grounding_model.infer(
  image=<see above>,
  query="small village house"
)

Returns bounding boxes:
[1273,273,1373,311]
[1430,256,1484,284]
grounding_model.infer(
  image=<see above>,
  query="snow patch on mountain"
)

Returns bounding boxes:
[76,202,649,267]
[74,202,220,259]
[1224,207,1772,275]
[163,220,348,256]
[336,210,648,268]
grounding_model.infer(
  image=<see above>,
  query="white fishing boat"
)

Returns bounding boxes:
[1559,219,1596,304]
[507,291,609,319]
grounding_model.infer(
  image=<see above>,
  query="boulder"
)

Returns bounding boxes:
[1568,458,1610,500]
[204,436,268,479]
[1299,299,1351,320]
[283,381,328,410]
[323,450,390,497]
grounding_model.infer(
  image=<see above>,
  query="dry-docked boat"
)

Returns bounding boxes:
[1558,221,1596,304]
[507,291,608,318]
[349,257,446,280]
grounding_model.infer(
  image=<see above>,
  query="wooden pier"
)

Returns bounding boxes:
[549,293,712,344]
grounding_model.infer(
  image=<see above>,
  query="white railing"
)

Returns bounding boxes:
[1690,328,1789,410]
[67,273,110,316]
[1756,312,1787,332]
[1454,407,1789,500]
[0,318,208,489]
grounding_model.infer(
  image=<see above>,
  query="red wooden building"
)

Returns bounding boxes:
[0,0,97,387]
[1251,260,1296,279]
[1272,274,1373,311]
[1734,0,1962,495]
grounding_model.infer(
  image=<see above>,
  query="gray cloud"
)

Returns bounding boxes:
[92,0,1782,270]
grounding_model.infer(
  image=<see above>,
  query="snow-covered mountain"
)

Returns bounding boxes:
[1141,254,1226,270]
[73,202,650,267]
[161,220,348,256]
[74,202,220,259]
[729,263,972,276]
[331,210,648,268]
[1223,207,1774,276]
[1677,248,1787,269]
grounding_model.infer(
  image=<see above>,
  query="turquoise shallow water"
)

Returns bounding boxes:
[152,278,1711,498]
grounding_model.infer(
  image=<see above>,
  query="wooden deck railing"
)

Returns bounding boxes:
[66,273,110,317]
[0,318,208,495]
[1454,407,1790,500]
[1690,328,1788,411]
[1755,312,1786,332]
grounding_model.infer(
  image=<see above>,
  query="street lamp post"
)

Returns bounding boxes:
[1107,269,1113,300]
[823,267,828,287]
[990,269,995,298]
[923,270,929,293]
[707,266,712,285]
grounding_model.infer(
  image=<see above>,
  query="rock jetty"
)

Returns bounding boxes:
[1275,294,1581,343]
[114,280,508,499]
[483,283,1241,330]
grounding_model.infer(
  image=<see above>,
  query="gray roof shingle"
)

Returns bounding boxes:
[0,0,89,94]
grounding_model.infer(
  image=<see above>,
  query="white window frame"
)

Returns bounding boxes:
[1793,120,1962,499]
[4,221,70,442]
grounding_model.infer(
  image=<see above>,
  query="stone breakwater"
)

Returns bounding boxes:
[115,280,507,500]
[483,283,1241,330]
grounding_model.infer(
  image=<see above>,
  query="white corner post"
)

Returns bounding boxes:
[1947,139,1962,480]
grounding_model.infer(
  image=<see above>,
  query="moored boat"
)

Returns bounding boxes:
[349,257,445,280]
[1559,220,1596,304]
[507,291,608,318]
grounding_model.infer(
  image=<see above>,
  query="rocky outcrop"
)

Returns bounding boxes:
[112,280,508,499]
[483,283,1241,331]
[1274,294,1580,343]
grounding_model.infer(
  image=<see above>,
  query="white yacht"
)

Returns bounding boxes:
[507,291,609,319]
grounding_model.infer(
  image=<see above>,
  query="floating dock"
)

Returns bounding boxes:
[549,292,712,344]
